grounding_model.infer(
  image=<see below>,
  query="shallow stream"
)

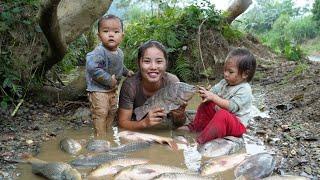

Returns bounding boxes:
[16,93,267,180]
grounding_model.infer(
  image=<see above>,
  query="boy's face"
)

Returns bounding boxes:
[98,18,124,51]
[223,58,248,85]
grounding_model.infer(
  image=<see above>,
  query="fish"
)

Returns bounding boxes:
[134,82,197,121]
[88,158,149,177]
[69,152,125,167]
[198,136,244,158]
[118,131,178,150]
[200,153,247,176]
[262,175,310,180]
[22,154,82,180]
[234,152,276,179]
[86,139,110,152]
[114,164,188,180]
[60,137,82,155]
[153,172,214,180]
[109,141,152,153]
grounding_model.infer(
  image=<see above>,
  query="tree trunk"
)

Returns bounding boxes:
[226,0,252,24]
[37,0,112,76]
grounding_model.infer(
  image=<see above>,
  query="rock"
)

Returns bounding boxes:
[304,166,312,175]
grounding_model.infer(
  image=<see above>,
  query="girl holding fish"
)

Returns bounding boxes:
[178,48,257,144]
[118,40,187,130]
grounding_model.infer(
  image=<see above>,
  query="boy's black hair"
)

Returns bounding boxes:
[137,40,168,62]
[98,14,123,32]
[226,47,256,82]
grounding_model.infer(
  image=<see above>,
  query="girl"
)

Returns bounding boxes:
[178,48,256,144]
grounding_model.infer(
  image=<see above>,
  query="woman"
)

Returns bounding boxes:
[118,40,186,130]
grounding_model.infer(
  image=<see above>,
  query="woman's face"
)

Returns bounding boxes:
[139,47,167,84]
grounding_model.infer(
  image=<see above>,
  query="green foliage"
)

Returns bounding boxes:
[222,25,244,43]
[261,14,309,61]
[174,55,192,81]
[285,16,318,43]
[58,35,90,73]
[312,0,320,25]
[234,0,300,34]
[122,1,227,81]
[283,42,303,61]
[0,0,39,108]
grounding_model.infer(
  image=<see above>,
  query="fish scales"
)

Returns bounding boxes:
[153,172,214,180]
[69,152,125,167]
[134,82,197,120]
[88,158,149,177]
[198,136,244,158]
[60,137,82,155]
[234,152,276,179]
[24,156,81,180]
[114,164,188,180]
[109,141,151,153]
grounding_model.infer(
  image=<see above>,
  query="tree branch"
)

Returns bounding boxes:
[226,0,252,24]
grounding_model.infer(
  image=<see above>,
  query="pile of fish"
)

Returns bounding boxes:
[19,129,310,180]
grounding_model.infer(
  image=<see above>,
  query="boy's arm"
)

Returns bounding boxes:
[87,54,114,87]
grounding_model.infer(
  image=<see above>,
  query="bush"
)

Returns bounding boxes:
[121,2,236,81]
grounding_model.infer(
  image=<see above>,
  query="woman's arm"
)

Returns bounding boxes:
[118,107,166,130]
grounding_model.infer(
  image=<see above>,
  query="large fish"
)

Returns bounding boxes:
[114,164,188,180]
[153,172,213,180]
[134,82,197,121]
[60,137,82,155]
[198,136,244,158]
[118,130,178,150]
[86,139,110,152]
[69,152,125,167]
[262,175,309,180]
[109,141,152,153]
[88,158,149,178]
[234,152,276,179]
[22,154,82,180]
[200,153,247,176]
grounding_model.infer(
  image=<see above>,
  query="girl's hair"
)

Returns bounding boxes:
[98,14,123,32]
[137,40,168,61]
[226,48,256,82]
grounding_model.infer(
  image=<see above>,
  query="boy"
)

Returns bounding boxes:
[86,14,134,137]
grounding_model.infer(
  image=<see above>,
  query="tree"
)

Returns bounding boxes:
[312,0,320,25]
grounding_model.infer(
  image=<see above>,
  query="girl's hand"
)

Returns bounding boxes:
[127,70,134,77]
[143,107,166,128]
[198,86,215,102]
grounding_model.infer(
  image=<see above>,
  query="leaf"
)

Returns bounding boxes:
[1,100,8,110]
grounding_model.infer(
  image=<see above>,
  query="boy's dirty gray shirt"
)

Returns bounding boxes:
[86,44,129,92]
[210,79,253,126]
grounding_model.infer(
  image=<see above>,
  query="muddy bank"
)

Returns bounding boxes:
[249,59,320,178]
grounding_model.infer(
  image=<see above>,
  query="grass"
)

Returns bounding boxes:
[301,36,320,55]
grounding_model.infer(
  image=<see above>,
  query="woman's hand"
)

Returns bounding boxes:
[198,86,215,102]
[143,107,166,128]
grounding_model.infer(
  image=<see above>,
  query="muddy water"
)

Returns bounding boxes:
[16,94,266,180]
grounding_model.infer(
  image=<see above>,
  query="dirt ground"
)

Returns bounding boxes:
[0,58,319,179]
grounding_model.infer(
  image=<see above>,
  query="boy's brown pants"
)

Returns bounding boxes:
[88,90,117,138]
